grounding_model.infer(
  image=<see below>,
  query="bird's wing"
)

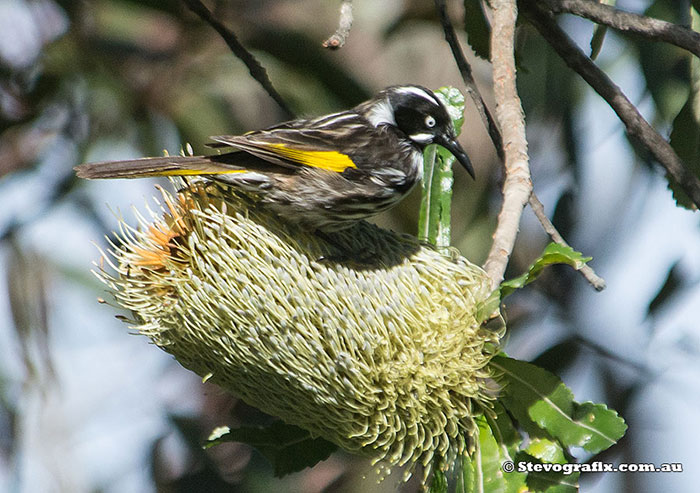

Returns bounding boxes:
[208,113,375,174]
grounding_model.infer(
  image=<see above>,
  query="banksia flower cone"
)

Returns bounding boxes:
[97,180,503,484]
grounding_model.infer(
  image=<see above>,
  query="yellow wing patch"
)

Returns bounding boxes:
[267,144,356,172]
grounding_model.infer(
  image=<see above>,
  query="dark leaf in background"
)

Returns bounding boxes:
[517,30,580,120]
[637,0,690,123]
[551,189,575,249]
[463,0,490,60]
[516,26,582,187]
[531,338,582,376]
[163,415,241,491]
[668,34,700,209]
[646,260,684,319]
[206,420,337,477]
[6,239,54,385]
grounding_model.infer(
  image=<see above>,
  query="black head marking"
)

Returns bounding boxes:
[385,85,475,178]
[385,86,454,146]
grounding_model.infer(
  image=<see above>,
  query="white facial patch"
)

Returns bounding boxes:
[409,132,434,143]
[396,86,440,106]
[365,98,396,127]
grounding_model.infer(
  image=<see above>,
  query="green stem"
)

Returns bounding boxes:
[418,87,465,248]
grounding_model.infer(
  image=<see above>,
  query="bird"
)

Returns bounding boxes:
[75,85,474,231]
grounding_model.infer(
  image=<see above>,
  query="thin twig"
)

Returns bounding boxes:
[182,0,294,119]
[523,1,700,209]
[541,0,700,59]
[528,194,606,291]
[434,0,504,162]
[323,0,354,49]
[435,0,604,290]
[483,0,533,289]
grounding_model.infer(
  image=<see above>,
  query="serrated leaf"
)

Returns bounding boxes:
[492,356,627,454]
[667,7,700,209]
[463,0,491,59]
[206,421,337,477]
[500,243,592,298]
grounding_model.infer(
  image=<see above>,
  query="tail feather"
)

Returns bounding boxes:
[74,156,242,179]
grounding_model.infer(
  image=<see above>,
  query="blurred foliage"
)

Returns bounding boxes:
[0,0,698,492]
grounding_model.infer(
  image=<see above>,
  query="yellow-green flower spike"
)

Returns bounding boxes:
[96,179,504,486]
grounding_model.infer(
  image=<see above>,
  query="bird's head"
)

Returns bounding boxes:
[360,85,475,178]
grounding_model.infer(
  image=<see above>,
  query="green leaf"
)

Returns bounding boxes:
[589,25,608,60]
[500,243,592,298]
[460,417,509,493]
[436,86,467,134]
[206,421,337,477]
[475,288,502,325]
[463,0,491,59]
[491,355,627,454]
[429,468,448,493]
[525,437,567,464]
[485,405,528,493]
[589,0,615,60]
[667,7,700,209]
[478,415,509,492]
[418,87,466,248]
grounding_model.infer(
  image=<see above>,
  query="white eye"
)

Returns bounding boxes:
[425,115,436,128]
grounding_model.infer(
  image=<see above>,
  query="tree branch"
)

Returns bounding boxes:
[323,0,354,49]
[434,0,504,162]
[182,0,295,119]
[541,0,700,59]
[523,1,700,209]
[483,0,533,289]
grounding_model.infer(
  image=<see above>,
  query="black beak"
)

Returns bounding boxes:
[434,135,475,179]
